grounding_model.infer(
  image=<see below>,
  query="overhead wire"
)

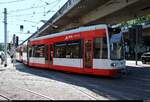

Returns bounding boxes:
[7,19,39,24]
[8,12,47,17]
[8,0,59,14]
[1,0,67,40]
[7,1,61,18]
[0,0,26,4]
[1,0,62,19]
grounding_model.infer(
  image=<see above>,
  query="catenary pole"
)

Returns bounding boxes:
[4,8,7,67]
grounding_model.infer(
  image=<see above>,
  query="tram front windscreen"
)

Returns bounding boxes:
[109,28,125,60]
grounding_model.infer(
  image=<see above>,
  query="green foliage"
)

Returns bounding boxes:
[119,15,150,28]
[0,44,4,51]
[7,43,12,51]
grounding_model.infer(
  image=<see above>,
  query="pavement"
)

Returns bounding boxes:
[126,60,150,68]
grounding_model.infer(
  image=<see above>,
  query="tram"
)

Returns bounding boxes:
[16,24,126,77]
[16,45,22,62]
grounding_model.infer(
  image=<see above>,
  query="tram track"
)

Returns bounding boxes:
[49,72,135,100]
[14,63,107,100]
[13,65,101,100]
[9,74,98,100]
[41,69,136,100]
[14,86,54,100]
[18,74,98,100]
[0,63,115,100]
[0,82,54,100]
[40,71,106,100]
[58,73,127,99]
[0,74,54,100]
[8,63,111,100]
[0,94,11,101]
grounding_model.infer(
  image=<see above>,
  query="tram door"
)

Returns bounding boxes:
[49,44,53,66]
[84,40,93,68]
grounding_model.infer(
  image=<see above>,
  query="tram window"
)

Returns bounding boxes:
[94,37,108,59]
[45,45,48,60]
[32,46,35,57]
[28,46,32,57]
[54,42,66,58]
[29,49,32,57]
[33,45,45,57]
[66,40,81,58]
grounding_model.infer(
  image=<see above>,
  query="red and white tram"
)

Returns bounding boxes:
[17,24,126,77]
[16,45,23,62]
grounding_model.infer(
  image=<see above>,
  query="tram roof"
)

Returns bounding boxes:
[30,24,108,42]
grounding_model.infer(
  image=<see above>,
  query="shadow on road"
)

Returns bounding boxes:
[15,62,150,100]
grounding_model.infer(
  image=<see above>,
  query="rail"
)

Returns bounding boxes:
[0,94,11,101]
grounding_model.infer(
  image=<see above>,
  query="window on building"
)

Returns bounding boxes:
[93,37,108,59]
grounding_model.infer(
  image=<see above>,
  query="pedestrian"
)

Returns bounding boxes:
[10,54,14,63]
[1,52,5,65]
[10,47,15,63]
[125,42,129,59]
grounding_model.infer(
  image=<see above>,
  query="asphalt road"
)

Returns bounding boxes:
[14,62,150,100]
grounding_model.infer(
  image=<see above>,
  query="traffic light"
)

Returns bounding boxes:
[13,34,19,47]
[13,34,16,46]
[20,25,24,31]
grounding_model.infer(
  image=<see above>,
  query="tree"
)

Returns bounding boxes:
[0,43,4,51]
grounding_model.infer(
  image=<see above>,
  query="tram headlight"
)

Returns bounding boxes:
[111,63,117,67]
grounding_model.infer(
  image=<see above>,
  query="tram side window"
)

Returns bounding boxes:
[66,40,81,58]
[28,46,32,57]
[54,42,66,58]
[45,45,48,60]
[31,46,35,57]
[54,40,81,58]
[94,37,108,59]
[33,45,45,57]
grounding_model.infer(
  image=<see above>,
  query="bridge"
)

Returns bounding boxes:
[31,0,150,37]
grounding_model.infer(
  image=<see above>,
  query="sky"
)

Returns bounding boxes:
[0,0,68,44]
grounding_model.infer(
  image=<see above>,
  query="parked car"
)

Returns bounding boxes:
[141,52,150,64]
